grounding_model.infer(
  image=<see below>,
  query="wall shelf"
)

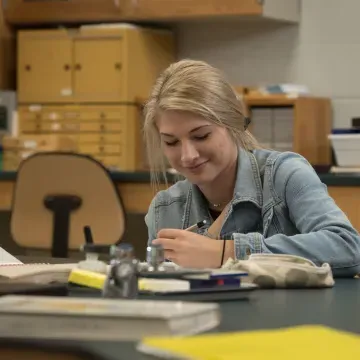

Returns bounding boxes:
[3,0,300,26]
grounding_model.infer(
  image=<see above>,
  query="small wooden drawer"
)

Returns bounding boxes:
[41,121,80,132]
[79,144,122,154]
[63,111,81,120]
[20,120,42,132]
[42,111,64,121]
[79,121,123,132]
[78,110,125,121]
[78,133,122,144]
[19,111,42,121]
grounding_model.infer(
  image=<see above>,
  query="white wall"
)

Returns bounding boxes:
[177,0,360,128]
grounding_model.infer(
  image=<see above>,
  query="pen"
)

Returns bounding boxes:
[83,226,94,244]
[159,220,208,263]
[185,220,207,232]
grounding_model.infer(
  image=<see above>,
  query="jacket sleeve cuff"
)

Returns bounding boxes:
[232,232,267,260]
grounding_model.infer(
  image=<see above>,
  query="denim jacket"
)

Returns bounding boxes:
[145,149,360,277]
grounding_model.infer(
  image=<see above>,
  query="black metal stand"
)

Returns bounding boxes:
[44,195,82,258]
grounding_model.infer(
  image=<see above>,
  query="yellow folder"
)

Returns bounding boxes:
[138,325,360,359]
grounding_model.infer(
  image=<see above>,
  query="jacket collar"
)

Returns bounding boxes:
[233,149,263,207]
[183,149,263,227]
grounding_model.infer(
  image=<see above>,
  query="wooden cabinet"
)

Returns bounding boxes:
[17,26,175,104]
[72,37,125,102]
[125,0,263,20]
[4,0,299,24]
[328,187,360,232]
[0,2,15,89]
[3,0,123,24]
[17,104,147,171]
[18,30,73,103]
[244,95,332,166]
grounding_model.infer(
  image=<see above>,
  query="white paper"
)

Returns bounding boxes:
[29,105,42,112]
[0,247,22,265]
[61,88,72,97]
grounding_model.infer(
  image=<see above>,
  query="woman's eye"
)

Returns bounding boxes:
[194,133,210,141]
[164,140,179,146]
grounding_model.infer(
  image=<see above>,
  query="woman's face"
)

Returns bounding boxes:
[157,111,238,185]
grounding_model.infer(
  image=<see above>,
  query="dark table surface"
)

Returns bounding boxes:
[2,278,359,359]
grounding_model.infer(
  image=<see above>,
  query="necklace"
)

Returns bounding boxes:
[209,201,228,209]
[206,197,229,209]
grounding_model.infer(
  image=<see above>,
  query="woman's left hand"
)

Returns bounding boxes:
[152,229,223,269]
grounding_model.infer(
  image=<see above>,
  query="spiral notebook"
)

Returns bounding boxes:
[0,263,77,284]
[0,247,77,284]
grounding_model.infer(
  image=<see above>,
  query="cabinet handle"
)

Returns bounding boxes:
[115,63,122,71]
[75,64,82,71]
[64,64,71,71]
[99,146,104,152]
[100,124,105,130]
[100,112,106,119]
[25,65,31,71]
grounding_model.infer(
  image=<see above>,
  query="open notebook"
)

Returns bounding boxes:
[0,262,77,284]
[0,247,77,284]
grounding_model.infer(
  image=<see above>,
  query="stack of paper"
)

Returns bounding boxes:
[0,247,22,265]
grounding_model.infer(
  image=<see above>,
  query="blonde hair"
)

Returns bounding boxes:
[143,59,260,190]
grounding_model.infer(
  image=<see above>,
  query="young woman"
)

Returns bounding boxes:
[143,59,360,277]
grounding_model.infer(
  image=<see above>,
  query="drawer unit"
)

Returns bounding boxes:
[18,104,146,171]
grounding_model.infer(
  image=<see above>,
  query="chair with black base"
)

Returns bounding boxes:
[10,152,126,258]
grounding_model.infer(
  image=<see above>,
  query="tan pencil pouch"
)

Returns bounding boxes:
[222,253,335,288]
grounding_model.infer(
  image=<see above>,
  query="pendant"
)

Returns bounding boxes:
[212,203,222,208]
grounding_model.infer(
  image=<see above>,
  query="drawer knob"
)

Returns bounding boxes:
[115,63,122,70]
[25,65,31,71]
[75,64,82,71]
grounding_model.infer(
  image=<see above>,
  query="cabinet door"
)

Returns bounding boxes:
[73,38,125,102]
[18,32,73,103]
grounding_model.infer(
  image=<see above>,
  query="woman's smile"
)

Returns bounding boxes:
[184,160,209,172]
